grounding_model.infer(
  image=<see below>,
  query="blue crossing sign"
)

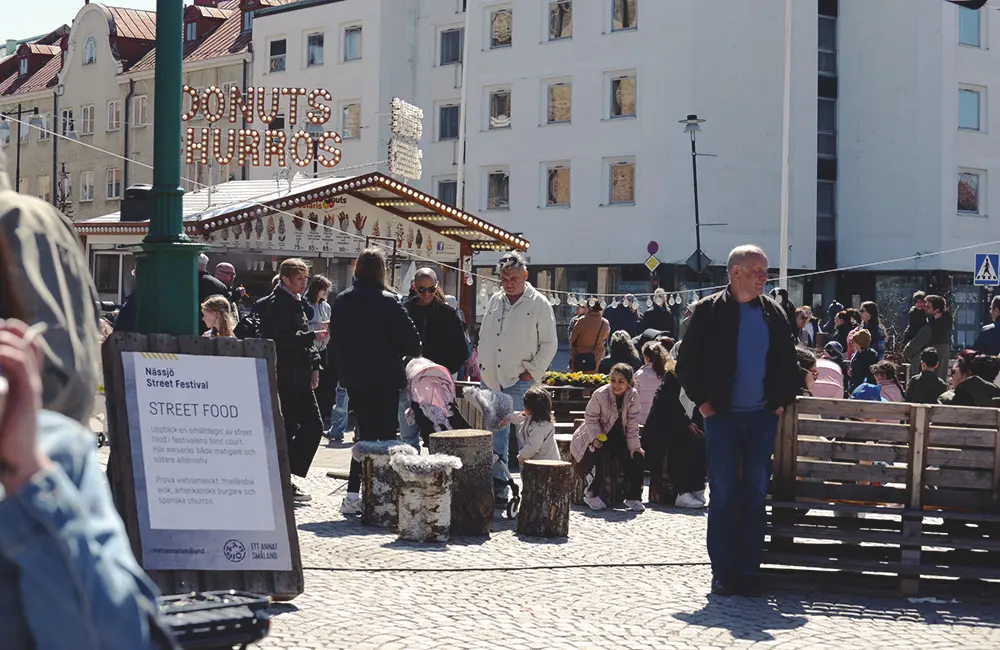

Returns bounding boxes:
[974,253,999,286]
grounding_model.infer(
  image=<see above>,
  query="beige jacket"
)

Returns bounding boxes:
[0,160,101,423]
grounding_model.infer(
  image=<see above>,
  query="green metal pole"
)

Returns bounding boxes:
[136,0,203,335]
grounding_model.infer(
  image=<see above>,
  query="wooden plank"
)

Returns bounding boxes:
[768,523,904,546]
[796,460,907,484]
[927,426,996,449]
[922,467,994,490]
[795,480,906,505]
[929,403,1000,428]
[925,447,995,470]
[796,418,910,443]
[906,405,928,511]
[796,397,912,420]
[769,500,905,516]
[763,552,910,574]
[797,439,909,464]
[922,488,995,511]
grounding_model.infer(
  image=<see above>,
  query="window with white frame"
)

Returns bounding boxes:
[83,36,97,65]
[439,104,460,140]
[37,113,50,141]
[608,159,635,204]
[61,108,75,136]
[612,0,637,31]
[545,163,570,206]
[610,73,636,118]
[80,104,95,135]
[242,10,253,32]
[307,32,324,66]
[106,168,121,199]
[344,26,362,61]
[132,96,148,126]
[269,38,286,72]
[438,179,458,206]
[959,86,983,131]
[489,88,511,129]
[37,175,50,201]
[486,169,509,209]
[549,1,572,40]
[958,169,984,215]
[490,8,512,48]
[19,57,28,76]
[441,28,463,64]
[547,81,571,124]
[19,121,29,143]
[185,22,197,42]
[107,100,121,131]
[80,171,95,202]
[959,6,981,47]
[342,102,361,138]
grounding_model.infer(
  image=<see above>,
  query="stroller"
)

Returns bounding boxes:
[404,358,521,519]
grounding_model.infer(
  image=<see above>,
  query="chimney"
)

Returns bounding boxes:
[5,39,16,56]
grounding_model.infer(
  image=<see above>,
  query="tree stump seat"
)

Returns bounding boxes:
[391,453,463,542]
[429,429,494,537]
[351,441,416,528]
[517,460,572,538]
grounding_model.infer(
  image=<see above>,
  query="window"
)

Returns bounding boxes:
[185,22,197,42]
[19,121,29,143]
[958,170,982,214]
[438,179,458,206]
[269,115,285,147]
[487,170,509,209]
[269,39,286,72]
[489,89,511,129]
[37,175,51,201]
[490,8,512,48]
[83,36,97,65]
[818,98,836,133]
[819,15,836,52]
[547,82,571,124]
[106,168,121,199]
[817,180,835,217]
[242,10,253,33]
[80,171,94,202]
[959,87,982,131]
[61,108,75,136]
[608,159,635,204]
[441,28,463,64]
[959,6,981,47]
[132,95,148,126]
[612,0,637,31]
[307,32,324,66]
[610,75,636,118]
[439,104,460,140]
[19,57,28,76]
[342,103,360,138]
[80,104,95,135]
[344,26,362,61]
[37,113,50,141]
[107,100,121,131]
[546,164,570,206]
[0,122,8,146]
[549,1,572,40]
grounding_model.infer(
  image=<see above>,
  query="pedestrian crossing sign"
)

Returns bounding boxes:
[974,253,999,286]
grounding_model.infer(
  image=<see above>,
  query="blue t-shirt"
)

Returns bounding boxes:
[731,301,770,412]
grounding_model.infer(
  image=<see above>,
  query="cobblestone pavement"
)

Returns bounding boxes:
[98,442,1000,649]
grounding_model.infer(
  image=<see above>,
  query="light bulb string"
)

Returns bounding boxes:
[6,113,997,307]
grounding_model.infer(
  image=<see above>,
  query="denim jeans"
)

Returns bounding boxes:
[398,387,421,451]
[327,384,349,439]
[702,409,779,583]
[491,380,533,496]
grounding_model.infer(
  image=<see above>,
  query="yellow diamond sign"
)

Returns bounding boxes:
[644,254,660,273]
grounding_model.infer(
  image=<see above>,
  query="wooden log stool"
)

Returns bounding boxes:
[391,453,463,542]
[555,433,585,505]
[646,454,673,505]
[351,441,417,528]
[429,430,494,537]
[517,460,572,538]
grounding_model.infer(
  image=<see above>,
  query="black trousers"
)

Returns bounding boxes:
[588,437,644,501]
[668,427,707,495]
[346,386,400,493]
[278,387,324,478]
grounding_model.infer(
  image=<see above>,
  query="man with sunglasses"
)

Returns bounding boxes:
[405,268,469,376]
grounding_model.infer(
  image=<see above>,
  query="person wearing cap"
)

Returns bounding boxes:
[848,329,878,392]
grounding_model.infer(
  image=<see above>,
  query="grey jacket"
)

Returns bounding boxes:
[0,164,101,423]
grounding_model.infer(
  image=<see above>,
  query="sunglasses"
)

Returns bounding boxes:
[416,286,436,294]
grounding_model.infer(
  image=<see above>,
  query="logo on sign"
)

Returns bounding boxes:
[974,253,999,287]
[223,539,247,563]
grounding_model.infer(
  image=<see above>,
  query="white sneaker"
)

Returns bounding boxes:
[624,499,646,512]
[692,489,707,505]
[583,494,607,511]
[340,493,362,515]
[675,492,705,509]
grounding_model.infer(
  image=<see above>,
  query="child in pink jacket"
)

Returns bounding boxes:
[570,363,646,512]
[634,341,669,425]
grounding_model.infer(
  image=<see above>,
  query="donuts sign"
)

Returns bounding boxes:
[182,85,343,169]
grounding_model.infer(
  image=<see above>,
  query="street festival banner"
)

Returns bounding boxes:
[121,351,292,571]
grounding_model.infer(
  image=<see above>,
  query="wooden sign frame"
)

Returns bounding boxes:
[102,332,304,600]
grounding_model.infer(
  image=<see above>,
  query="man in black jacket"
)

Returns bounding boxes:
[974,295,1000,356]
[257,258,324,502]
[676,244,799,598]
[328,248,421,515]
[405,268,469,374]
[198,254,230,332]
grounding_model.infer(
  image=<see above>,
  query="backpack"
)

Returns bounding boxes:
[235,297,268,339]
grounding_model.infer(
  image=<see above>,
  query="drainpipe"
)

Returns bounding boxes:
[124,78,135,187]
[455,5,472,210]
[241,58,249,180]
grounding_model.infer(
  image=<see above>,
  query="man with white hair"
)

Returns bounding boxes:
[477,251,558,502]
[676,244,798,597]
[198,253,229,331]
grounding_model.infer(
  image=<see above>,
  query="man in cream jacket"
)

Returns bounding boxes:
[478,252,558,501]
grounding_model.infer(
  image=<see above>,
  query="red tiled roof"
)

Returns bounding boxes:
[106,6,157,41]
[191,5,233,20]
[0,74,16,95]
[24,44,61,56]
[16,55,61,94]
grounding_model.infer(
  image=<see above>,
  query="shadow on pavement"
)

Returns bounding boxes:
[674,595,808,642]
[770,591,1000,629]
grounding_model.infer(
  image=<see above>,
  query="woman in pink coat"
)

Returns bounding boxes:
[570,363,646,512]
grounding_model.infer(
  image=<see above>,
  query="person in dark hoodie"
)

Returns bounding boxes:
[938,350,1000,407]
[902,295,952,380]
[973,295,1000,357]
[769,287,797,339]
[902,291,928,346]
[905,347,949,405]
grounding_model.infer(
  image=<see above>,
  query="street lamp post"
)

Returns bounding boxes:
[680,114,707,293]
[0,105,41,192]
[135,0,203,335]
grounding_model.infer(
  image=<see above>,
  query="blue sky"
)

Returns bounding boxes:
[6,1,158,43]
